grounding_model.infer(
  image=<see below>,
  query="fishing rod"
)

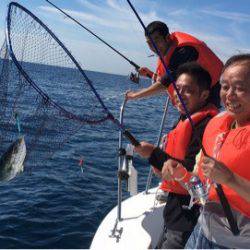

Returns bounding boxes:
[126,0,239,236]
[44,0,152,83]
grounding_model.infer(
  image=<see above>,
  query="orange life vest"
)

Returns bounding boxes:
[156,32,223,99]
[160,104,218,194]
[198,112,250,218]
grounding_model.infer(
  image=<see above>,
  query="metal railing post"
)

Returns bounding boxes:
[117,99,127,221]
[145,97,170,193]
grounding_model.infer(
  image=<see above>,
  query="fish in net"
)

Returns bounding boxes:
[0,2,139,175]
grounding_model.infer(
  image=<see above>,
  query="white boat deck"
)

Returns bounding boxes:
[90,187,165,250]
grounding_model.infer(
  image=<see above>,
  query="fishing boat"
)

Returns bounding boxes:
[90,187,165,249]
[91,98,170,249]
[90,96,237,249]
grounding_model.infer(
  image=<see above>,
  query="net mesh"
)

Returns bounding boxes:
[0,3,111,168]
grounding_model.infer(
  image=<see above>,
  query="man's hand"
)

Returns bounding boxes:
[125,81,165,101]
[138,67,153,78]
[152,167,162,178]
[162,159,179,181]
[134,141,155,159]
[201,156,234,185]
[162,159,188,181]
[125,90,138,100]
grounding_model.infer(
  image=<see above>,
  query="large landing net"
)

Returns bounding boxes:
[0,2,112,168]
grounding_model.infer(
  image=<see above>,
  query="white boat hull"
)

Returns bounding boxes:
[90,187,165,249]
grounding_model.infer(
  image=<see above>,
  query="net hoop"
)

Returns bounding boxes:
[5,2,110,125]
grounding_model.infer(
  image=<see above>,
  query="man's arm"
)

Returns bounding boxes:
[134,142,169,170]
[126,46,198,100]
[148,147,169,170]
[136,116,210,171]
[126,81,165,100]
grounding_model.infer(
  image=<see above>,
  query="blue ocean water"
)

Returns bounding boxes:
[0,66,178,248]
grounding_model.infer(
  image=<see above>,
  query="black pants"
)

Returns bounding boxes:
[157,229,192,249]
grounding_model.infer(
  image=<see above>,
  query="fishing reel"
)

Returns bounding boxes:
[129,71,140,84]
[182,176,209,210]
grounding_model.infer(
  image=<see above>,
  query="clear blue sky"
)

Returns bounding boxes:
[0,0,250,75]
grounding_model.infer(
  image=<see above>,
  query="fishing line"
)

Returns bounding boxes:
[44,0,152,82]
[14,113,21,134]
[126,0,195,130]
[126,0,239,235]
[129,14,152,64]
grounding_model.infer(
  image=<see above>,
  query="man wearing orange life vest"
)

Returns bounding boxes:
[183,54,250,249]
[135,62,219,248]
[126,21,223,108]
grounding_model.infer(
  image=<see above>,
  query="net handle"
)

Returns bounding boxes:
[123,130,140,146]
[6,2,141,147]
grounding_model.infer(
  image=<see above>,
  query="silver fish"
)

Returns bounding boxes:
[0,136,26,182]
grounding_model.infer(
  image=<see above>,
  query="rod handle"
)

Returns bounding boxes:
[123,130,140,146]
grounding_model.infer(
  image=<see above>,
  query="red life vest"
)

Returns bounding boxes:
[160,104,218,194]
[198,112,250,218]
[156,32,223,99]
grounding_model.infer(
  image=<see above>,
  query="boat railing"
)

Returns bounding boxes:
[144,97,170,193]
[117,98,127,221]
[116,96,170,222]
[110,98,132,240]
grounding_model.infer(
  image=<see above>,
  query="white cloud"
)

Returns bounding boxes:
[107,0,160,26]
[201,9,250,22]
[39,6,103,24]
[39,0,166,36]
[77,0,107,13]
[33,1,250,74]
[168,9,189,17]
[39,5,138,31]
[62,37,155,75]
[153,5,249,63]
[37,1,158,56]
[106,0,125,13]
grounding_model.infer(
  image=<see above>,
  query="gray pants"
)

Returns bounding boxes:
[157,229,192,249]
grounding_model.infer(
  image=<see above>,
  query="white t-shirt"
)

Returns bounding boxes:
[200,201,250,248]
